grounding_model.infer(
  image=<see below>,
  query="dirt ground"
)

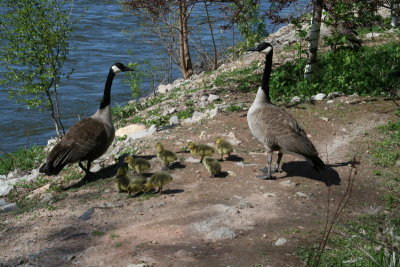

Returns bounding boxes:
[0,96,398,267]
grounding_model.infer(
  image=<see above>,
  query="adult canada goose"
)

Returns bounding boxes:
[39,63,133,178]
[247,42,325,179]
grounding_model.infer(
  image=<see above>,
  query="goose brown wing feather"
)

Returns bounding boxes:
[46,118,109,169]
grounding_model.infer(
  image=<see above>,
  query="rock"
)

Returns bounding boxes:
[40,193,53,203]
[79,207,95,220]
[291,96,301,103]
[156,83,173,94]
[185,157,200,163]
[200,95,208,101]
[365,32,381,38]
[294,191,309,198]
[169,115,180,125]
[327,100,334,104]
[90,164,102,173]
[312,93,326,101]
[127,264,148,267]
[327,92,343,99]
[279,179,299,187]
[0,202,17,213]
[27,184,51,199]
[0,175,5,180]
[274,238,287,246]
[191,111,207,123]
[206,108,218,119]
[125,124,157,140]
[0,170,40,197]
[115,124,147,138]
[206,227,236,240]
[320,117,329,122]
[208,94,220,102]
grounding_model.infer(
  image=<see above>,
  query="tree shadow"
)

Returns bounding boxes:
[280,161,341,186]
[213,171,229,178]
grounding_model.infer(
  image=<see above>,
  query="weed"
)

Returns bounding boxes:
[110,233,119,239]
[0,145,46,176]
[114,242,122,248]
[92,230,105,237]
[14,176,50,190]
[226,104,242,112]
[145,115,170,127]
[214,63,259,92]
[177,107,195,119]
[372,170,382,176]
[373,118,400,167]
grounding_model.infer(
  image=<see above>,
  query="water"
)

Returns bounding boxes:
[0,0,307,153]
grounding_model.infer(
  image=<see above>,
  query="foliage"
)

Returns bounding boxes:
[0,146,46,176]
[231,0,268,50]
[269,42,400,101]
[214,63,260,92]
[0,0,73,135]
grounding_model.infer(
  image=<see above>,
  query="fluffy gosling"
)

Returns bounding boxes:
[144,172,173,194]
[115,166,130,192]
[187,141,214,163]
[124,155,151,174]
[215,137,233,161]
[203,157,221,178]
[156,142,177,170]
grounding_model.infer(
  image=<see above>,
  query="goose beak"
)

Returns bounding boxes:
[246,48,258,52]
[122,66,134,72]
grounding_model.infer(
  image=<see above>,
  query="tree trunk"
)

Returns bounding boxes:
[391,1,399,28]
[204,1,218,70]
[179,0,193,79]
[304,0,324,79]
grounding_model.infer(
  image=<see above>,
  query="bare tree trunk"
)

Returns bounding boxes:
[204,1,218,70]
[53,83,65,135]
[304,0,324,79]
[391,0,399,27]
[179,0,193,79]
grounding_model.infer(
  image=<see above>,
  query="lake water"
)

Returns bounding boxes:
[0,0,307,153]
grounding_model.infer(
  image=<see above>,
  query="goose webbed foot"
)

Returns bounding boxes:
[259,167,280,174]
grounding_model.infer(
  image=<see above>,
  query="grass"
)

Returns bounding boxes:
[226,104,243,112]
[269,42,400,102]
[92,230,106,237]
[0,145,46,176]
[14,176,50,190]
[214,62,260,92]
[373,117,400,167]
[298,214,400,266]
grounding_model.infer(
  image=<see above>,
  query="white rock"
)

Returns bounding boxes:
[115,124,146,138]
[40,193,53,203]
[156,83,173,94]
[0,170,40,197]
[320,117,329,122]
[295,191,309,198]
[200,95,208,101]
[168,107,176,114]
[365,32,381,38]
[27,184,51,199]
[312,93,327,101]
[208,94,220,102]
[207,108,218,118]
[279,180,299,187]
[274,238,287,246]
[206,227,236,240]
[185,157,200,163]
[327,100,334,104]
[291,96,301,103]
[125,125,157,140]
[169,115,180,125]
[191,111,207,123]
[327,92,343,99]
[0,175,5,180]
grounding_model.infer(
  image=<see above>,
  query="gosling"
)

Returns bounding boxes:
[203,157,221,178]
[187,141,214,163]
[115,166,130,192]
[156,142,177,170]
[124,155,151,174]
[126,180,145,196]
[215,137,234,161]
[144,172,173,194]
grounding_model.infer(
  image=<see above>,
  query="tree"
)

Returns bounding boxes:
[0,0,73,136]
[304,0,324,79]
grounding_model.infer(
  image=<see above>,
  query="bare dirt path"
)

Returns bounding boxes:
[0,97,397,267]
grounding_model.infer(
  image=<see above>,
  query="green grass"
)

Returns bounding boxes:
[226,104,242,112]
[0,145,46,176]
[269,42,400,102]
[298,214,400,266]
[214,62,260,92]
[14,176,50,190]
[176,107,195,119]
[373,117,400,167]
[92,230,106,237]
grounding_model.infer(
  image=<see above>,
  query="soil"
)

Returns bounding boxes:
[0,94,398,267]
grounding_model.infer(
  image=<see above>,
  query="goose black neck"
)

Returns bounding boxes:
[99,68,115,110]
[261,50,273,103]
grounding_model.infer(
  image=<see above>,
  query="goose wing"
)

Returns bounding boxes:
[46,118,109,168]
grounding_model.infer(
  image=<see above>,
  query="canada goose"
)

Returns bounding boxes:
[126,175,147,196]
[202,157,221,178]
[144,172,173,194]
[155,142,177,170]
[215,137,233,161]
[246,42,325,179]
[39,63,133,178]
[187,141,214,163]
[115,166,130,192]
[124,155,151,174]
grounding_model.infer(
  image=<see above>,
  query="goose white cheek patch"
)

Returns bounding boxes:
[112,65,122,73]
[261,46,272,54]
